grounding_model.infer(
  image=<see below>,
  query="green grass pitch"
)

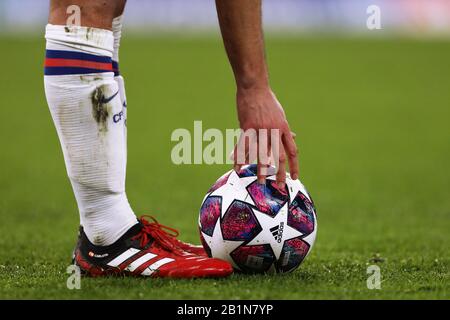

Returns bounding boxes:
[0,35,449,299]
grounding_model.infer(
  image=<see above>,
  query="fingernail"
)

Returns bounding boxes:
[258,178,265,185]
[292,174,298,180]
[277,182,285,189]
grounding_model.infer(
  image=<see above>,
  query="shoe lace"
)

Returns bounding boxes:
[131,215,182,253]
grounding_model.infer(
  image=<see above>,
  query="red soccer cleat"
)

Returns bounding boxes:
[138,216,208,257]
[73,216,232,278]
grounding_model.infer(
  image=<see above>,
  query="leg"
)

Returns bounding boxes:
[45,0,233,278]
[45,0,136,245]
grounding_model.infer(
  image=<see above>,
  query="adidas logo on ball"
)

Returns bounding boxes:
[270,222,284,243]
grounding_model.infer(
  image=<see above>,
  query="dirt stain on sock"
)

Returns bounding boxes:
[91,85,110,133]
[80,75,103,84]
[86,27,94,41]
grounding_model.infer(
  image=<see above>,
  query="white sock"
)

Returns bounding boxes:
[44,24,137,246]
[112,15,127,156]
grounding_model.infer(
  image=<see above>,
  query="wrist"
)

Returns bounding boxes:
[236,76,270,92]
[234,67,270,91]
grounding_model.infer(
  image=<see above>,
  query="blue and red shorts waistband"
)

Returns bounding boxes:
[44,50,120,76]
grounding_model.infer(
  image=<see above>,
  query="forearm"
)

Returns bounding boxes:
[215,0,269,90]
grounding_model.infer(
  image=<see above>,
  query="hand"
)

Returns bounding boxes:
[233,86,299,188]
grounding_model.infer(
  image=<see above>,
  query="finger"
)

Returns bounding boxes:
[282,127,299,180]
[270,128,281,175]
[257,129,271,184]
[233,149,249,172]
[233,130,250,171]
[232,145,244,172]
[276,141,287,188]
[247,130,258,165]
[291,131,296,139]
[257,163,270,185]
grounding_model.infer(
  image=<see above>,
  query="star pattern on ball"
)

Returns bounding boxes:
[301,228,316,247]
[247,203,303,260]
[201,219,243,268]
[210,170,257,215]
[286,179,300,203]
[266,174,302,204]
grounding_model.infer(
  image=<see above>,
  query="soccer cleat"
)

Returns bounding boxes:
[73,216,233,278]
[140,216,208,257]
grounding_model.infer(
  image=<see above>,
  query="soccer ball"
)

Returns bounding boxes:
[198,164,317,274]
